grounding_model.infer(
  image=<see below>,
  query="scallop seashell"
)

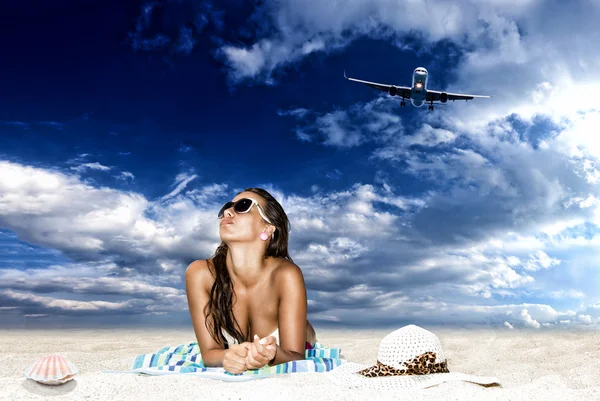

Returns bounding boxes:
[25,354,78,385]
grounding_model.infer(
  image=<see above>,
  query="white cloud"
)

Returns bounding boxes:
[3,159,600,327]
[277,108,310,118]
[298,237,368,266]
[0,161,220,273]
[281,97,402,148]
[2,289,132,312]
[0,264,185,299]
[220,41,276,84]
[404,124,457,147]
[70,162,111,173]
[218,0,546,84]
[161,173,198,201]
[308,299,584,328]
[523,250,560,272]
[549,290,585,299]
[520,308,541,328]
[117,171,135,181]
[317,111,363,148]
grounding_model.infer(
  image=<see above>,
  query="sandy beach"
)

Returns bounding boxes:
[0,327,598,401]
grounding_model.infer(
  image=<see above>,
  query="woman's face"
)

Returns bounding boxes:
[219,192,272,243]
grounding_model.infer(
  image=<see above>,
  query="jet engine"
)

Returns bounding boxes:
[440,92,448,103]
[389,86,398,96]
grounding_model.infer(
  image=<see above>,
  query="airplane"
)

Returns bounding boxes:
[344,67,491,110]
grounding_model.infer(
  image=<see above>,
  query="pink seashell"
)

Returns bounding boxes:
[24,354,78,385]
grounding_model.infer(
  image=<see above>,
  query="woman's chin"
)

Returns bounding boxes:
[220,233,253,243]
[219,227,234,240]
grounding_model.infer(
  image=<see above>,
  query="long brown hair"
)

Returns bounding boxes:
[204,187,293,347]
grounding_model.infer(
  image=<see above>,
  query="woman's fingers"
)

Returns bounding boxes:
[252,345,270,362]
[223,344,251,374]
[246,349,265,369]
[233,343,249,357]
[253,334,264,351]
[227,359,246,373]
[258,335,277,347]
[224,338,276,373]
[255,335,276,357]
[264,344,276,361]
[248,338,270,366]
[235,335,276,371]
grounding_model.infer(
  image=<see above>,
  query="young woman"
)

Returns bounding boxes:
[186,188,316,374]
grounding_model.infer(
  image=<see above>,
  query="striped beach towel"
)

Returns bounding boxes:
[131,341,344,382]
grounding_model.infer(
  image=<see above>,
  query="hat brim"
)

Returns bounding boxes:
[326,362,501,391]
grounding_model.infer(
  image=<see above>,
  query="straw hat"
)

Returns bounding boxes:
[326,325,501,391]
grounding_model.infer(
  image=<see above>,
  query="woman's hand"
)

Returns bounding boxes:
[222,343,252,374]
[245,335,277,370]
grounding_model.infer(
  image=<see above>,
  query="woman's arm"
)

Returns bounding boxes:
[185,259,228,367]
[269,262,309,365]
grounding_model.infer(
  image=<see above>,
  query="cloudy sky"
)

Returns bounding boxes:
[2,0,600,330]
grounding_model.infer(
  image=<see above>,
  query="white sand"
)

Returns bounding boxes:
[1,327,598,401]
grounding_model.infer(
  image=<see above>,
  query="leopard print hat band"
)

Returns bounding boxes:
[357,352,450,377]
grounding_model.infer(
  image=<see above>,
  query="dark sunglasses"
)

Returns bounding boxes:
[217,197,273,224]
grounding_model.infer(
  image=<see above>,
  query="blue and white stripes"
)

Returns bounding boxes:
[131,341,344,381]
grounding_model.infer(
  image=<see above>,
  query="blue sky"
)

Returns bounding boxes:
[2,0,600,329]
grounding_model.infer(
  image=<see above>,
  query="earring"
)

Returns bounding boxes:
[260,232,269,241]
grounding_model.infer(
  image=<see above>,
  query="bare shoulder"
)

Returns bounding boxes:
[185,259,215,290]
[272,259,305,288]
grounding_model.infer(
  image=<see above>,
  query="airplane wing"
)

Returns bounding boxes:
[426,89,492,102]
[344,72,412,99]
